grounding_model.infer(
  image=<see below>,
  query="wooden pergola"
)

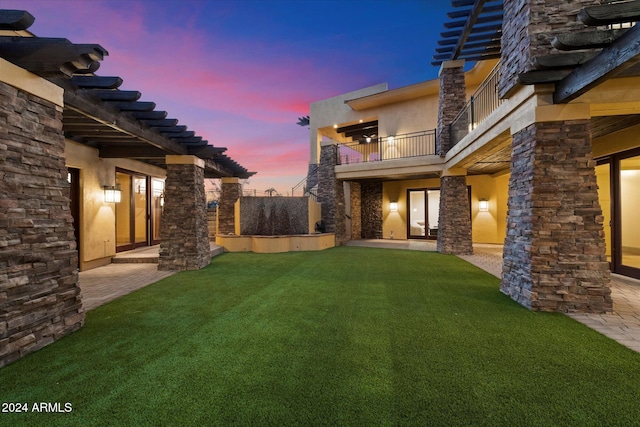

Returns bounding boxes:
[432,0,640,104]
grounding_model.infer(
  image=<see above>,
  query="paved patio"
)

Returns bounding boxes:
[79,240,640,353]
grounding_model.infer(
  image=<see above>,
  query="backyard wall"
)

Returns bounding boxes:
[239,196,310,235]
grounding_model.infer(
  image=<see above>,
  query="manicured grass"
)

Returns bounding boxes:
[2,246,640,426]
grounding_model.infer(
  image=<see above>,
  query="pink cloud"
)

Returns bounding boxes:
[5,0,365,193]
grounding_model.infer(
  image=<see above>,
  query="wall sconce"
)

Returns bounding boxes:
[104,185,122,203]
[389,201,398,212]
[479,199,489,212]
[388,136,395,144]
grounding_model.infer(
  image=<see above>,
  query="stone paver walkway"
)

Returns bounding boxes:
[79,263,175,311]
[79,244,223,311]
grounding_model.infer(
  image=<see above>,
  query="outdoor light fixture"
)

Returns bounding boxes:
[104,185,122,203]
[388,136,395,144]
[479,199,489,212]
[390,201,398,212]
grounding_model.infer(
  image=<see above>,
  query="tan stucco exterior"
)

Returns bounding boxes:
[64,140,166,270]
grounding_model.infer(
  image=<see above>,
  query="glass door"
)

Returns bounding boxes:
[133,176,147,246]
[151,179,164,244]
[116,171,158,252]
[595,161,612,266]
[115,172,133,249]
[618,154,640,277]
[407,189,439,240]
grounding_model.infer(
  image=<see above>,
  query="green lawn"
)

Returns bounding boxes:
[2,246,640,426]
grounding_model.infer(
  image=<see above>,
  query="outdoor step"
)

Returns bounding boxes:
[210,245,224,258]
[111,256,158,264]
[111,244,224,265]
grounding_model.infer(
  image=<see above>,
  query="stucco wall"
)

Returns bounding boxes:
[64,140,166,270]
[381,174,508,244]
[309,83,388,163]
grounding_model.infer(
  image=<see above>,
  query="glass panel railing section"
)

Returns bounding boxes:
[450,62,503,147]
[338,129,436,164]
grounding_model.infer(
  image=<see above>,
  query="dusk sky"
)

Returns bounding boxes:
[5,0,451,194]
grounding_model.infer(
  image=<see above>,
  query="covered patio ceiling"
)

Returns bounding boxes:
[0,9,254,179]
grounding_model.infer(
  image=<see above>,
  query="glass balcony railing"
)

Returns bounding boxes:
[337,129,437,165]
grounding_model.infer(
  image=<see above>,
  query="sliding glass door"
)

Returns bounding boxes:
[115,170,164,252]
[407,189,440,240]
[596,149,640,279]
[619,154,640,276]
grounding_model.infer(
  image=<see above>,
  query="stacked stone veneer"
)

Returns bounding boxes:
[437,175,473,255]
[361,182,382,240]
[158,160,210,271]
[305,163,319,193]
[318,144,346,245]
[207,207,217,240]
[501,120,612,312]
[0,81,83,367]
[350,182,362,239]
[217,178,241,235]
[239,197,309,235]
[436,62,467,156]
[499,0,600,97]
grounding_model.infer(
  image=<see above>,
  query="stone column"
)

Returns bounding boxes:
[501,120,612,313]
[317,143,346,245]
[217,177,241,235]
[350,181,362,240]
[0,79,83,367]
[436,60,467,156]
[499,0,600,98]
[361,181,383,239]
[437,170,473,255]
[305,163,319,193]
[158,155,210,271]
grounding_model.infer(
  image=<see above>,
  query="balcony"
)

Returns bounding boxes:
[450,62,503,148]
[337,129,437,165]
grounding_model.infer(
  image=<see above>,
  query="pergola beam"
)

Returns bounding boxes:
[554,23,640,103]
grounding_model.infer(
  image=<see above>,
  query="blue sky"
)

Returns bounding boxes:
[5,0,451,193]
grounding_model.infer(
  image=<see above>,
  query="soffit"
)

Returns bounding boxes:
[346,80,439,111]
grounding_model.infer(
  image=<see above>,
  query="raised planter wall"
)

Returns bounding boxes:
[216,234,335,254]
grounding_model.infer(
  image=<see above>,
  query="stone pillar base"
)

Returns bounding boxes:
[437,175,473,255]
[218,177,241,235]
[501,121,612,313]
[318,144,346,245]
[158,156,211,271]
